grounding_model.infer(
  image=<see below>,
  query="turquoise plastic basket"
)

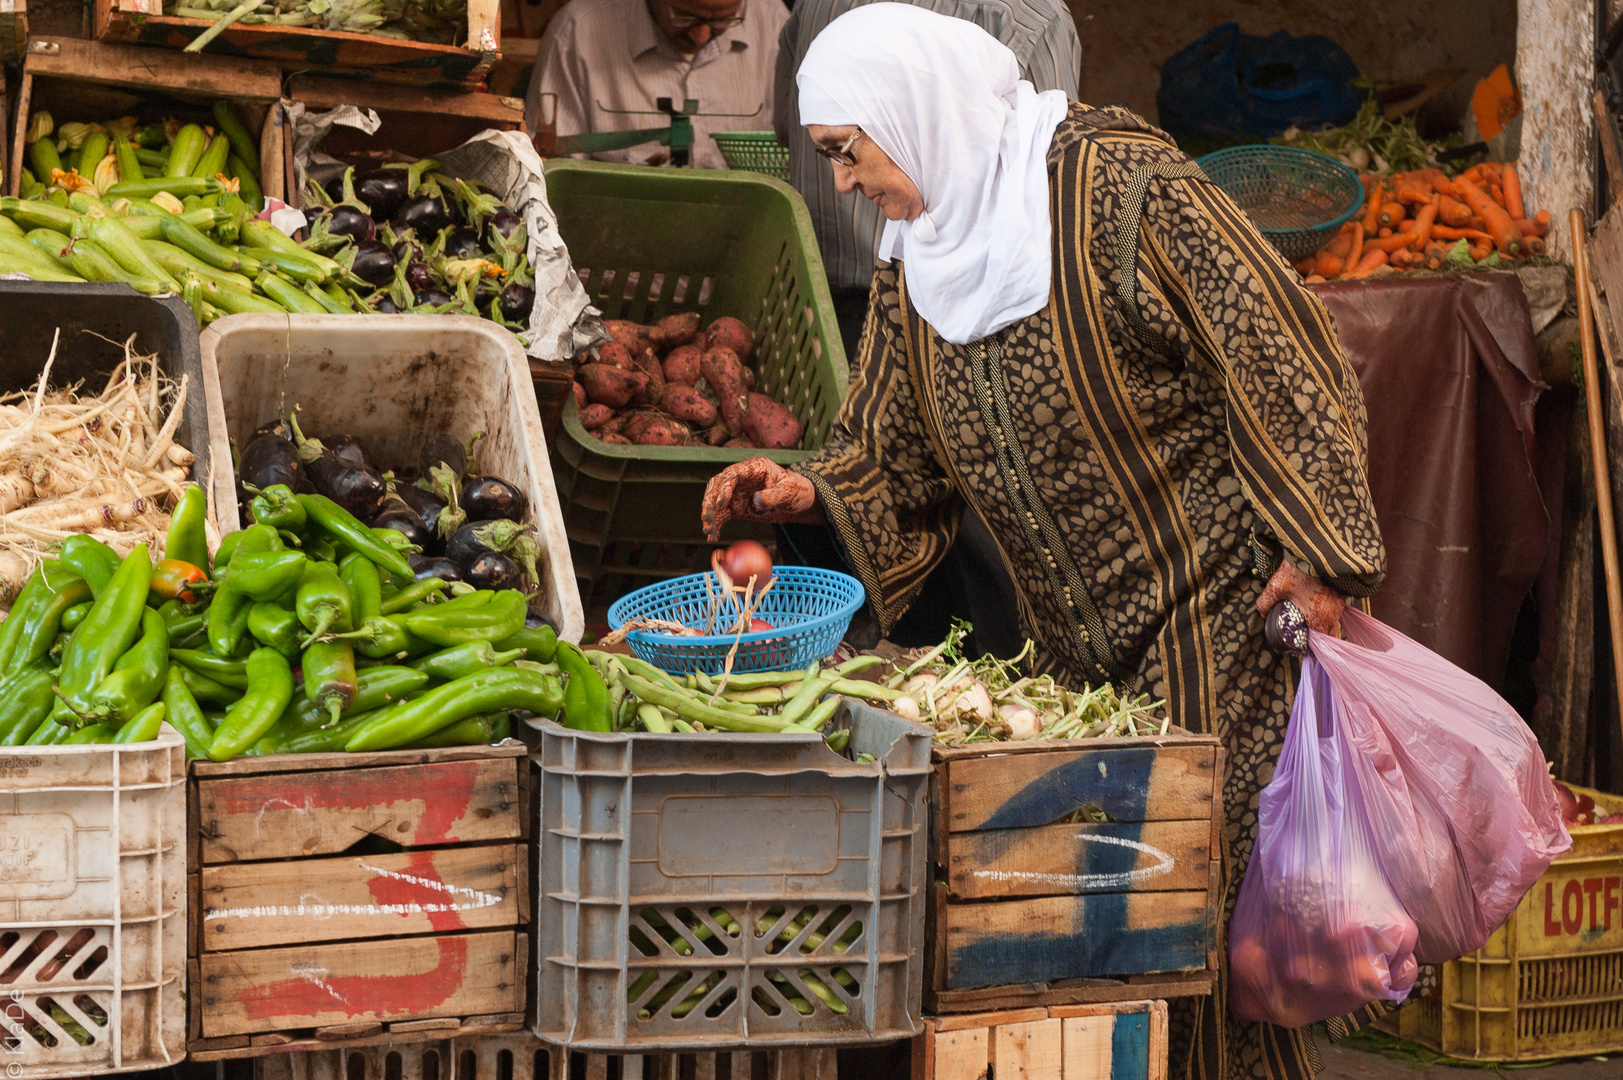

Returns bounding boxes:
[606,566,864,674]
[1196,145,1364,259]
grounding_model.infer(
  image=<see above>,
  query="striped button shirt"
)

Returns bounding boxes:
[527,0,790,171]
[773,0,1081,290]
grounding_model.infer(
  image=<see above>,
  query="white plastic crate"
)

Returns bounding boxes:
[0,730,186,1077]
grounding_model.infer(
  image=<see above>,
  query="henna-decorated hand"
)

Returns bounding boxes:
[1257,560,1347,636]
[701,457,818,542]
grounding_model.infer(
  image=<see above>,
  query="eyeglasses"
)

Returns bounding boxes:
[813,128,863,166]
[662,0,746,33]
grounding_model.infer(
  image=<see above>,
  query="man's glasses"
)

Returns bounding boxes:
[813,128,862,166]
[663,0,746,32]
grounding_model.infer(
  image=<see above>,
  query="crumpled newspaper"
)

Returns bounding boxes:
[284,102,606,361]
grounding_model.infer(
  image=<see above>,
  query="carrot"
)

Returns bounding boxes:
[1514,211,1550,237]
[1379,200,1407,228]
[1362,184,1384,236]
[1431,225,1494,241]
[1315,253,1345,278]
[1346,214,1364,271]
[1455,175,1522,255]
[1345,248,1388,279]
[1323,222,1356,258]
[1413,168,1459,198]
[1469,241,1492,262]
[1410,195,1440,246]
[1523,235,1546,257]
[1501,164,1524,219]
[1489,183,1505,208]
[1468,216,1488,231]
[1393,177,1433,205]
[1437,195,1473,227]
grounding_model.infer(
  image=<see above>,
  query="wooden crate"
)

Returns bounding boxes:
[281,73,525,208]
[94,0,500,91]
[187,744,530,1061]
[7,37,286,202]
[926,734,1222,1013]
[912,1001,1167,1080]
[0,0,25,65]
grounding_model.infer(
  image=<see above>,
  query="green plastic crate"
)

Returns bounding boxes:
[544,160,849,611]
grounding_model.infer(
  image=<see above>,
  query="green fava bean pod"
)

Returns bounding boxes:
[0,667,56,746]
[162,666,215,759]
[164,484,210,570]
[345,669,564,752]
[208,648,294,761]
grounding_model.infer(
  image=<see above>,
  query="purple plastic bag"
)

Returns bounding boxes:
[1229,656,1420,1028]
[1309,609,1571,963]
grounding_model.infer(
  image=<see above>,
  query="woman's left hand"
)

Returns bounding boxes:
[1257,560,1347,636]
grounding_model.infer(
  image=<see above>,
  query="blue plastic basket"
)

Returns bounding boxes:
[606,566,865,674]
[1196,145,1364,259]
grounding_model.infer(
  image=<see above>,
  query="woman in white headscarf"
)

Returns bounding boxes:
[703,8,1385,1076]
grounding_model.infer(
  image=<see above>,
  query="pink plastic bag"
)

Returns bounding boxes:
[1229,657,1420,1028]
[1309,609,1570,963]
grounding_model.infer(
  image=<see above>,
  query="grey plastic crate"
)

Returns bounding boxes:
[531,699,930,1052]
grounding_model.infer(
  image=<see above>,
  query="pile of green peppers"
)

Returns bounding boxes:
[0,481,571,758]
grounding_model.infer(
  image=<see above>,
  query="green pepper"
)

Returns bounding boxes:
[59,601,92,634]
[404,590,526,648]
[247,602,301,656]
[180,666,240,706]
[412,641,525,682]
[331,612,433,660]
[0,570,47,675]
[405,712,498,749]
[247,483,307,534]
[208,648,294,760]
[305,536,338,564]
[7,563,92,678]
[158,597,207,629]
[279,706,390,754]
[233,524,285,559]
[206,584,252,658]
[345,668,564,751]
[162,666,214,758]
[85,608,169,726]
[212,530,245,574]
[281,665,430,730]
[302,640,357,725]
[52,543,153,726]
[164,484,210,570]
[496,624,558,663]
[171,649,248,689]
[295,562,354,644]
[0,666,55,745]
[557,641,612,732]
[64,723,117,745]
[60,536,122,598]
[298,494,414,579]
[340,553,382,621]
[223,551,307,601]
[113,701,166,743]
[379,578,447,615]
[162,611,207,647]
[25,718,68,745]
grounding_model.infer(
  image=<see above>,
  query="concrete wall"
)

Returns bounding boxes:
[1071,0,1518,123]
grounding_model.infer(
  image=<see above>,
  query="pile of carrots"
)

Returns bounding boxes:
[1296,161,1551,282]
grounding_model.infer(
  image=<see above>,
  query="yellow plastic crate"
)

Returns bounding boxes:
[1383,784,1623,1062]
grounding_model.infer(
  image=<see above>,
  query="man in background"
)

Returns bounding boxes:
[529,0,789,169]
[774,0,1080,357]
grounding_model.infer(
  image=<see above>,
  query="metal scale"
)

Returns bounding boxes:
[533,95,761,166]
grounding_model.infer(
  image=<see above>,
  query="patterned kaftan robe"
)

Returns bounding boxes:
[794,104,1388,1080]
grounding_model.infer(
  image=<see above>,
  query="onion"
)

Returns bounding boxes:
[998,703,1041,740]
[901,672,940,698]
[891,694,920,721]
[943,679,994,723]
[749,618,775,632]
[719,539,774,588]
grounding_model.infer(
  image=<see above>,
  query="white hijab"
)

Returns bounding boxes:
[797,4,1071,345]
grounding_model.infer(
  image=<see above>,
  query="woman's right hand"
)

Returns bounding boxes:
[701,457,818,542]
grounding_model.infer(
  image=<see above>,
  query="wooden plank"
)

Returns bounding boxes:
[946,819,1209,898]
[315,1021,383,1039]
[199,930,518,1036]
[1597,92,1623,208]
[5,70,30,202]
[1517,0,1594,259]
[25,37,282,98]
[932,1008,1049,1033]
[990,1018,1062,1080]
[933,1026,989,1080]
[1060,1013,1113,1079]
[942,892,1209,991]
[773,1048,837,1079]
[927,971,1212,1015]
[943,745,1216,832]
[191,741,525,777]
[390,1017,461,1033]
[284,75,524,124]
[197,756,520,863]
[186,1012,524,1060]
[199,842,519,950]
[931,732,1214,763]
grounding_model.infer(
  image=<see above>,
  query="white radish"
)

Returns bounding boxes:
[890,694,920,721]
[998,703,1042,740]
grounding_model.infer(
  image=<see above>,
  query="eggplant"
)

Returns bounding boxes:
[290,415,384,519]
[445,228,481,259]
[239,432,303,492]
[392,239,421,264]
[414,287,453,308]
[324,434,369,469]
[374,507,434,552]
[254,419,293,440]
[351,240,397,286]
[356,169,408,220]
[373,295,400,314]
[466,551,523,591]
[445,522,495,568]
[394,192,454,236]
[462,475,528,522]
[486,206,522,242]
[404,261,434,292]
[320,204,374,243]
[499,282,535,322]
[320,172,347,204]
[408,553,463,583]
[398,482,451,536]
[420,435,468,480]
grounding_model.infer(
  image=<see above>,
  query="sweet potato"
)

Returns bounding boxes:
[742,366,756,389]
[631,348,665,406]
[579,403,615,430]
[652,311,701,349]
[705,423,729,446]
[579,363,648,409]
[705,316,754,361]
[701,347,749,435]
[572,381,587,410]
[601,413,629,436]
[603,320,655,356]
[660,383,719,427]
[723,437,757,449]
[596,341,637,372]
[634,418,691,446]
[740,392,803,450]
[663,344,703,385]
[600,433,632,445]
